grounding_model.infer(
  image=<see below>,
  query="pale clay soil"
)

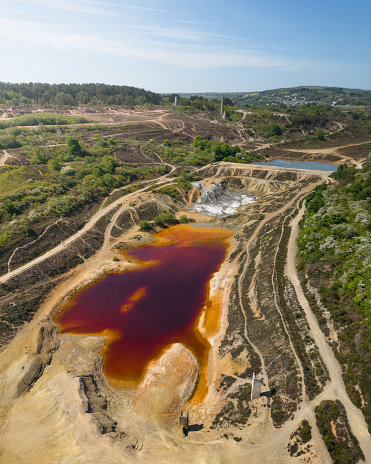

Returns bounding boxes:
[1,168,370,464]
[0,110,370,463]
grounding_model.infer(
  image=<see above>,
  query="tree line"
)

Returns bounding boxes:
[0,83,162,107]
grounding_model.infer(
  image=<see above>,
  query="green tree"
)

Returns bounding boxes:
[157,211,177,224]
[179,215,188,223]
[316,129,325,141]
[0,134,19,149]
[268,123,282,137]
[332,164,356,181]
[48,159,61,171]
[153,216,163,225]
[101,173,118,189]
[66,137,81,157]
[306,191,325,213]
[139,220,152,231]
[99,156,118,174]
[193,136,208,150]
[30,147,50,165]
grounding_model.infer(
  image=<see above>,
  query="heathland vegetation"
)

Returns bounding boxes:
[1,83,371,462]
[0,126,262,261]
[298,162,371,429]
[0,128,169,268]
[1,83,370,276]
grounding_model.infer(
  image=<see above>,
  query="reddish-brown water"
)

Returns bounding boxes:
[57,224,231,386]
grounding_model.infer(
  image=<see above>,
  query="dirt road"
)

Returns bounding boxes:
[0,150,16,166]
[286,202,371,462]
[0,174,173,284]
[286,140,371,169]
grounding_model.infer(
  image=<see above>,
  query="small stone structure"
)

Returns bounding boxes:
[220,96,224,116]
[179,410,189,435]
[173,95,179,110]
[251,372,262,400]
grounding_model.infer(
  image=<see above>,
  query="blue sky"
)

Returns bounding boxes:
[0,0,370,92]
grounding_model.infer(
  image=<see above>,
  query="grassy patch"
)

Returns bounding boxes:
[0,166,49,199]
[0,113,89,129]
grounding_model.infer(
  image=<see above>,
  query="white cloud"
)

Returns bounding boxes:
[0,17,328,71]
[14,0,184,17]
[89,0,186,15]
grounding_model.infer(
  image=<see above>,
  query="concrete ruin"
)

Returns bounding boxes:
[179,410,189,435]
[222,110,230,121]
[251,372,262,400]
[220,98,230,120]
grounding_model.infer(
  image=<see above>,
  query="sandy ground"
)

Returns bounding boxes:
[0,158,370,463]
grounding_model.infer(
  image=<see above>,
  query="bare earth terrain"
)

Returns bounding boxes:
[0,108,370,464]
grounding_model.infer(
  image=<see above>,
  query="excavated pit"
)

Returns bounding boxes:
[1,165,343,464]
[56,224,232,393]
[192,180,256,216]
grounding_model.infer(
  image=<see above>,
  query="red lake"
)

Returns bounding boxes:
[56,224,232,389]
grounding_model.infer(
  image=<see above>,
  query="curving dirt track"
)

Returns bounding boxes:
[0,150,19,166]
[1,154,371,462]
[285,140,371,168]
[287,203,371,462]
[0,171,174,284]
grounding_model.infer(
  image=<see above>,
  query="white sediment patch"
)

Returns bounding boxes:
[192,181,256,217]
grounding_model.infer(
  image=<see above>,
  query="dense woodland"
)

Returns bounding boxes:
[0,82,162,107]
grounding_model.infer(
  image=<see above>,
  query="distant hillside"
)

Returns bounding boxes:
[177,87,371,107]
[0,82,162,107]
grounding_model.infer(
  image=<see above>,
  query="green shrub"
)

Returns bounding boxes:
[315,129,325,140]
[179,215,189,224]
[139,220,152,231]
[153,211,177,225]
[159,185,183,202]
[299,420,312,443]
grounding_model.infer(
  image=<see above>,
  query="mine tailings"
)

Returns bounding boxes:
[56,223,232,399]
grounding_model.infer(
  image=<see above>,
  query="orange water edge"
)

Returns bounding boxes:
[55,223,233,402]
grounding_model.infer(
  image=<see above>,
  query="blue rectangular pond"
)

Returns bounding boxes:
[252,160,338,171]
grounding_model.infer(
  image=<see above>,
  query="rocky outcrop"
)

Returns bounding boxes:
[222,176,294,195]
[194,176,294,199]
[192,180,227,203]
[16,323,58,398]
[79,374,123,437]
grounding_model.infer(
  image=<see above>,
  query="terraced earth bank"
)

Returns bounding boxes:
[0,163,370,464]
